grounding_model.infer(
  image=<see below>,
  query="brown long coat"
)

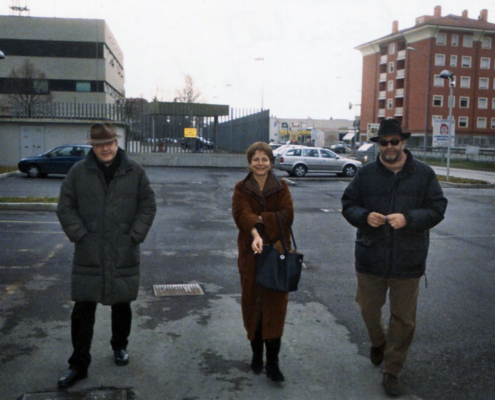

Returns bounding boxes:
[232,170,294,341]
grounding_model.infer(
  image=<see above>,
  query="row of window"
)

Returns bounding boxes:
[432,95,495,109]
[386,76,495,90]
[434,55,495,69]
[435,33,492,49]
[432,116,495,129]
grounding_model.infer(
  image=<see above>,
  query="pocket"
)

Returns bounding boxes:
[355,237,386,268]
[74,233,101,267]
[395,239,426,270]
[115,233,140,268]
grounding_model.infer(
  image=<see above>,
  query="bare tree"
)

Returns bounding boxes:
[173,74,203,103]
[3,59,52,116]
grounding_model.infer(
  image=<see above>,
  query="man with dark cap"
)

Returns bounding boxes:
[341,119,447,397]
[56,123,156,388]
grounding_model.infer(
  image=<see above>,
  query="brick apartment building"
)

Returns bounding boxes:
[356,6,495,148]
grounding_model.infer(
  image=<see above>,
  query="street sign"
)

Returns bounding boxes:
[432,117,455,147]
[184,128,197,138]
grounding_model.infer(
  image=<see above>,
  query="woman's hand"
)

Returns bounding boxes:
[251,228,263,253]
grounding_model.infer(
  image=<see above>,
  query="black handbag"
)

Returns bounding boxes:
[256,212,303,292]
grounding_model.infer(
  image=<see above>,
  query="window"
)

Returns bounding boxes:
[477,117,487,128]
[458,117,468,128]
[460,77,470,88]
[491,118,495,129]
[436,33,447,45]
[482,37,492,49]
[450,55,457,67]
[435,54,445,66]
[303,149,319,157]
[478,98,488,109]
[461,56,472,68]
[433,95,443,107]
[460,97,469,108]
[388,80,393,91]
[480,78,489,89]
[492,98,495,109]
[434,75,445,87]
[452,34,459,46]
[286,148,301,156]
[481,58,490,69]
[389,62,394,73]
[76,81,91,92]
[33,79,49,94]
[463,35,473,48]
[389,43,395,55]
[320,149,336,159]
[387,99,393,109]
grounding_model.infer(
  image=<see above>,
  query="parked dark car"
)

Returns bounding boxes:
[180,137,214,151]
[18,145,91,178]
[329,143,352,154]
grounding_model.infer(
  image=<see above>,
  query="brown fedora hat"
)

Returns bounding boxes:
[86,123,122,145]
[370,119,411,142]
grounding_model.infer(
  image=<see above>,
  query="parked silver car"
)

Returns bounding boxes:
[273,146,362,177]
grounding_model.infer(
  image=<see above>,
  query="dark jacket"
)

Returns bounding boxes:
[342,150,447,278]
[57,149,156,305]
[232,170,294,340]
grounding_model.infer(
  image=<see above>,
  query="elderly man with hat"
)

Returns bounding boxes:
[341,119,447,397]
[56,123,156,388]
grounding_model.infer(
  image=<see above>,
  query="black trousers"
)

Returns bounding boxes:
[68,301,132,372]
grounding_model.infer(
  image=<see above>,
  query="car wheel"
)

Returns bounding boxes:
[27,164,41,178]
[343,164,357,177]
[292,164,307,177]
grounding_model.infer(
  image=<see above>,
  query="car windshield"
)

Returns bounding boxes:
[285,148,301,156]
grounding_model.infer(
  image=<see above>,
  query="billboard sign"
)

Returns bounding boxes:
[432,116,455,147]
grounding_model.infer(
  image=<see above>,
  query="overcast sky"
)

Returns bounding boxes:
[2,0,495,119]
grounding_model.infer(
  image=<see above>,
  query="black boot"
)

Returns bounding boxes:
[250,327,263,374]
[265,338,284,382]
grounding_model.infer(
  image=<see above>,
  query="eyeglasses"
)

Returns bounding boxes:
[378,138,402,147]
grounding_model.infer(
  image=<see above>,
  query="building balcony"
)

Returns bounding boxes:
[379,91,386,99]
[396,69,405,79]
[397,50,406,60]
[378,108,385,117]
[395,88,404,97]
[379,73,387,82]
[380,54,387,64]
[395,107,403,116]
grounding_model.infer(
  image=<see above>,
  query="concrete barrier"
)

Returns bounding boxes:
[128,153,247,168]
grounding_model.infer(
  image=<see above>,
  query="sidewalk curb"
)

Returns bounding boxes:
[0,171,22,180]
[440,182,495,189]
[0,202,58,211]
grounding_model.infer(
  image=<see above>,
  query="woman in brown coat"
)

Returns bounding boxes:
[232,141,294,382]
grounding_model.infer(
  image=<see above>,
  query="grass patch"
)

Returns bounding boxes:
[424,158,495,172]
[0,166,19,174]
[0,197,59,203]
[436,175,488,185]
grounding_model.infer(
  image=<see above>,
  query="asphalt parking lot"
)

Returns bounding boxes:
[1,167,495,399]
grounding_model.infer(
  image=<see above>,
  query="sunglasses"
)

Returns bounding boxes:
[378,138,402,147]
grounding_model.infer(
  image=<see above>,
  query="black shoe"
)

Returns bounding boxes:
[266,362,285,382]
[370,341,386,366]
[114,349,129,366]
[382,373,402,397]
[57,368,87,389]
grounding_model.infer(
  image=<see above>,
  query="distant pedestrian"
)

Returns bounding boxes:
[232,141,294,382]
[56,123,156,389]
[341,119,447,397]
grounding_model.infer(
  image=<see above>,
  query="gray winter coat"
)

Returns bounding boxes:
[57,149,156,305]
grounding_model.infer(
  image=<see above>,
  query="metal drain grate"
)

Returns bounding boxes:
[153,283,204,296]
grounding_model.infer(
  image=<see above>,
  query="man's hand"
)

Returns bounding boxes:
[367,212,387,227]
[251,229,263,253]
[387,213,407,229]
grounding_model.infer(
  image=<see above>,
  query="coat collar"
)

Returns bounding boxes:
[85,147,132,175]
[242,170,284,201]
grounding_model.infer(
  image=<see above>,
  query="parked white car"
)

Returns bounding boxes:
[273,146,362,177]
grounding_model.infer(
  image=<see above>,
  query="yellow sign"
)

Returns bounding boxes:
[184,128,197,138]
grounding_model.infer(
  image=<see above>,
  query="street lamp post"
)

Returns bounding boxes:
[440,69,455,182]
[406,46,430,161]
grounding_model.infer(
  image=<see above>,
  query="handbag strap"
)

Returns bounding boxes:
[275,211,297,252]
